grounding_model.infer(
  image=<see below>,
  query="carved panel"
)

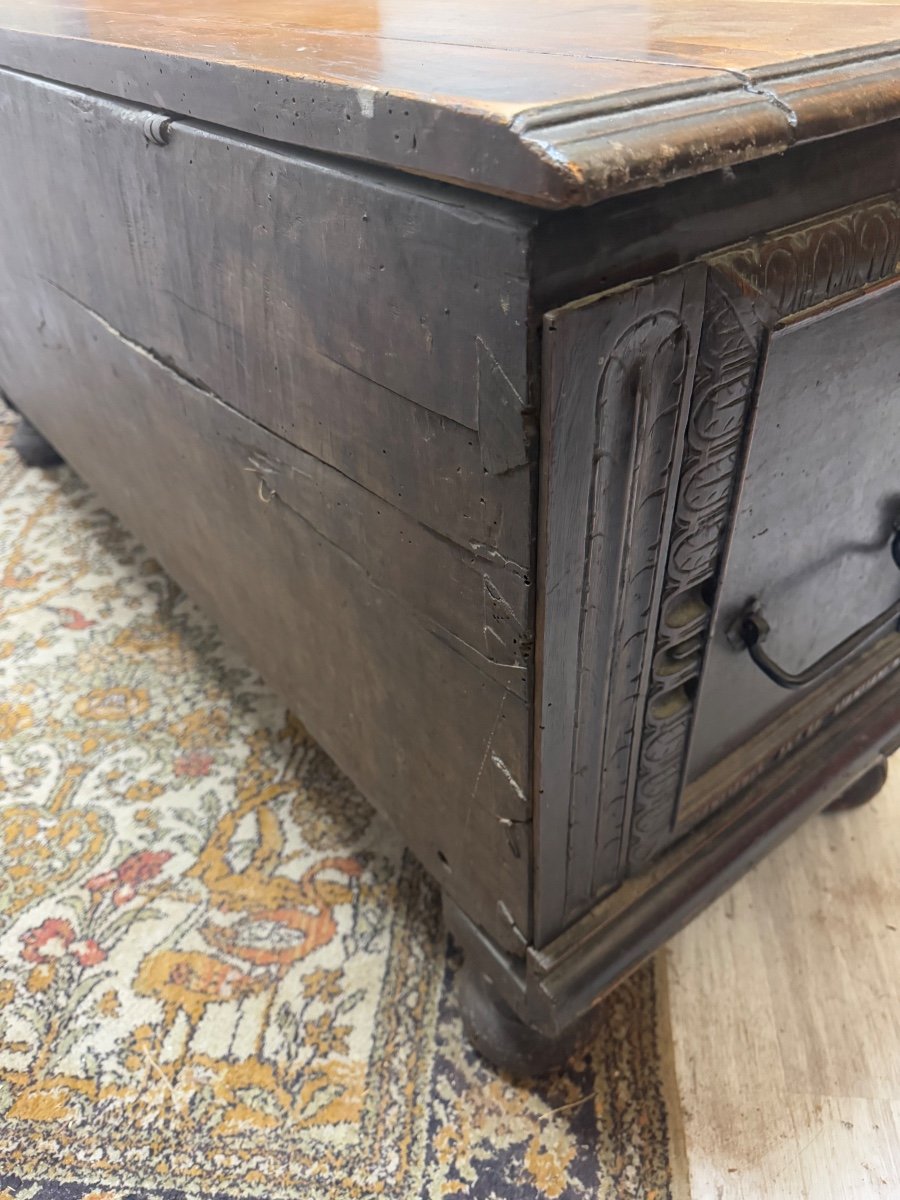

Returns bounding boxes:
[536,269,705,942]
[626,195,900,872]
[627,276,763,868]
[715,199,900,318]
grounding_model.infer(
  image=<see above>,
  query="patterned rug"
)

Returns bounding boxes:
[0,411,679,1199]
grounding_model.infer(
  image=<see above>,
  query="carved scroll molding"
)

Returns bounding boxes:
[626,194,900,872]
[714,198,900,317]
[536,268,705,943]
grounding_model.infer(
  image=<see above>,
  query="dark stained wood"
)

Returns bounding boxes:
[532,189,900,948]
[451,921,585,1078]
[0,65,539,955]
[535,269,705,942]
[679,637,900,831]
[689,280,900,777]
[527,662,900,1036]
[648,201,900,849]
[0,276,533,954]
[824,756,888,811]
[7,412,63,467]
[2,2,900,204]
[531,117,900,314]
[0,70,534,556]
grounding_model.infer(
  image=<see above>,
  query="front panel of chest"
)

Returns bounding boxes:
[537,195,900,942]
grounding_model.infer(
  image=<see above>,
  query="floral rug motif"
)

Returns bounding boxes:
[0,411,676,1198]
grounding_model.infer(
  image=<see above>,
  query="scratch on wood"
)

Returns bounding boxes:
[317,347,477,433]
[356,87,376,118]
[483,574,524,627]
[428,624,527,685]
[42,273,516,574]
[249,470,526,694]
[476,335,523,406]
[468,542,530,581]
[468,694,507,805]
[162,287,238,337]
[475,335,530,475]
[484,623,506,647]
[495,899,527,948]
[491,751,528,806]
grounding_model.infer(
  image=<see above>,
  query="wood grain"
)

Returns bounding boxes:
[0,272,534,953]
[668,757,900,1198]
[0,70,534,527]
[2,1,900,204]
[3,19,900,1059]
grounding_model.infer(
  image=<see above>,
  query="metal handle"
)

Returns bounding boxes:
[729,526,900,691]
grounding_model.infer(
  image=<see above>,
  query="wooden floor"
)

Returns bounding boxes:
[666,756,900,1198]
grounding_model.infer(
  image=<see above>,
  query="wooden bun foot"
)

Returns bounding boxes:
[824,757,888,813]
[10,416,63,467]
[457,958,579,1077]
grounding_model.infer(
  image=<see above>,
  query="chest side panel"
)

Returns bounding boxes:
[638,199,900,856]
[0,69,537,952]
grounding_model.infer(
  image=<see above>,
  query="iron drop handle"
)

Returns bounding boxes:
[730,525,900,691]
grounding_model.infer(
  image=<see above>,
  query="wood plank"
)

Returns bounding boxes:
[667,757,900,1197]
[5,0,900,97]
[0,278,533,951]
[0,69,534,564]
[2,3,900,205]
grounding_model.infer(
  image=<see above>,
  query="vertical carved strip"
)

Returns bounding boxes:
[626,277,763,869]
[536,269,704,942]
[579,314,692,898]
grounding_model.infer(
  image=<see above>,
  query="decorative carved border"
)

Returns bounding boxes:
[626,195,900,872]
[537,269,705,940]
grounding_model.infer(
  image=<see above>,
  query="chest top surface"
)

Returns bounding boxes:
[1,0,900,204]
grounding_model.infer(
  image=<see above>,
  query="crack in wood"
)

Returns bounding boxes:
[39,274,524,571]
[42,277,222,400]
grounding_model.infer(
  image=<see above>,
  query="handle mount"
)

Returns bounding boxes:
[728,523,900,691]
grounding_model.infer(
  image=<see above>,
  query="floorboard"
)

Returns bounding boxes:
[667,756,900,1198]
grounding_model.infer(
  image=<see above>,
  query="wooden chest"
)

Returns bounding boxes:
[1,0,899,1071]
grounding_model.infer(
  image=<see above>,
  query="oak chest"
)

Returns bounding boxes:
[2,0,899,1071]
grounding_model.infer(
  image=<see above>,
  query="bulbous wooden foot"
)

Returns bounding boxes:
[457,958,578,1077]
[824,757,888,813]
[10,416,63,467]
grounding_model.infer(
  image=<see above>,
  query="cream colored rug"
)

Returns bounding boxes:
[0,411,677,1199]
